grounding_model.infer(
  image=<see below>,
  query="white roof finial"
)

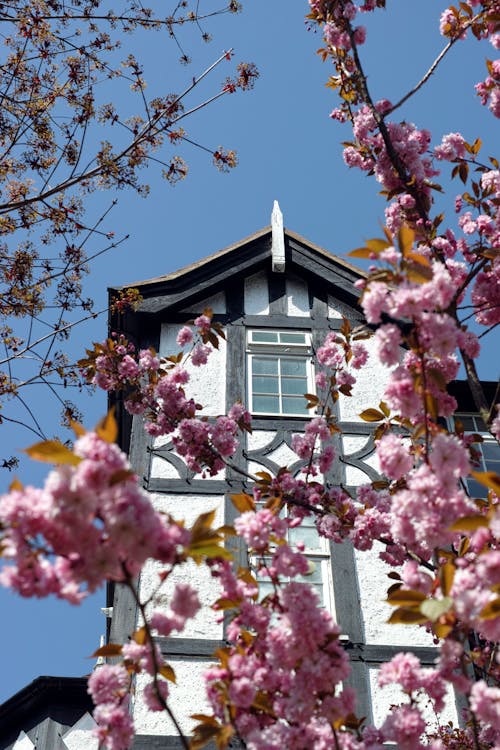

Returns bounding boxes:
[271,200,285,273]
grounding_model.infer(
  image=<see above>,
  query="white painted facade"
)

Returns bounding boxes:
[105,225,460,744]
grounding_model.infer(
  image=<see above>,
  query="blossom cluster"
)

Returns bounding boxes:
[80,316,251,475]
[88,665,134,750]
[2,4,500,744]
[200,508,356,750]
[0,431,190,601]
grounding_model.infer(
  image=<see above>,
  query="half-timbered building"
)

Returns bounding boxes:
[104,203,461,747]
[5,204,499,749]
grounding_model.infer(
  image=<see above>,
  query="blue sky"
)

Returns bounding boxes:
[0,0,498,704]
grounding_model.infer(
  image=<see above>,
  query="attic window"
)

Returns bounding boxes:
[247,330,314,416]
[455,413,500,498]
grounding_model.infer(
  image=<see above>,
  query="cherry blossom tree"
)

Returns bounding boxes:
[1,2,500,750]
[0,0,257,469]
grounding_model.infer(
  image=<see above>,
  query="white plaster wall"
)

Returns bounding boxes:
[133,659,213,736]
[343,462,374,485]
[61,714,99,750]
[267,441,299,467]
[328,295,362,320]
[341,435,378,485]
[248,459,274,478]
[327,295,343,319]
[160,324,226,417]
[138,494,224,639]
[140,557,222,640]
[12,733,34,750]
[247,430,276,452]
[354,543,434,647]
[287,276,310,317]
[180,291,226,315]
[244,271,269,315]
[149,493,224,529]
[150,454,180,479]
[338,337,393,422]
[150,450,225,482]
[368,667,458,729]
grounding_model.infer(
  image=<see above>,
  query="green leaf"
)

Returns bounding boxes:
[133,626,147,645]
[366,238,391,253]
[379,401,391,418]
[215,597,241,610]
[387,588,426,606]
[359,408,385,422]
[69,420,86,438]
[109,469,135,486]
[160,663,176,683]
[448,514,489,532]
[480,597,500,620]
[188,541,233,561]
[92,643,123,657]
[397,224,415,255]
[420,597,453,622]
[434,621,453,639]
[440,561,455,597]
[348,247,372,259]
[230,493,255,513]
[96,409,118,444]
[471,471,500,495]
[24,440,81,466]
[388,607,428,625]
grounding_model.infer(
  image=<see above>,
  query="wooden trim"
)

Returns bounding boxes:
[109,414,152,647]
[346,642,438,664]
[132,737,213,749]
[146,478,245,495]
[346,661,373,724]
[330,542,365,642]
[311,289,329,321]
[268,273,287,315]
[242,314,329,330]
[158,637,223,659]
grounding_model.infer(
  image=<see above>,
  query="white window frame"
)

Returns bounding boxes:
[247,330,315,417]
[251,511,335,616]
[454,413,500,498]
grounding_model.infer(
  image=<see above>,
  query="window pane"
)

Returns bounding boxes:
[282,396,308,414]
[466,479,487,498]
[281,358,307,376]
[457,415,475,431]
[282,377,307,395]
[279,332,307,345]
[253,376,279,394]
[294,579,324,607]
[483,443,500,461]
[297,562,323,585]
[258,580,274,601]
[310,583,324,607]
[252,331,279,343]
[253,395,280,413]
[253,357,278,375]
[474,416,488,431]
[289,526,322,550]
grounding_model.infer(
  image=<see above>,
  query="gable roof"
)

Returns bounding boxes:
[0,676,93,749]
[109,226,367,316]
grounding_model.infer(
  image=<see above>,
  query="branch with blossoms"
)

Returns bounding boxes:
[308,0,499,421]
[0,0,258,472]
[0,409,236,750]
[3,299,500,748]
[2,3,500,748]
